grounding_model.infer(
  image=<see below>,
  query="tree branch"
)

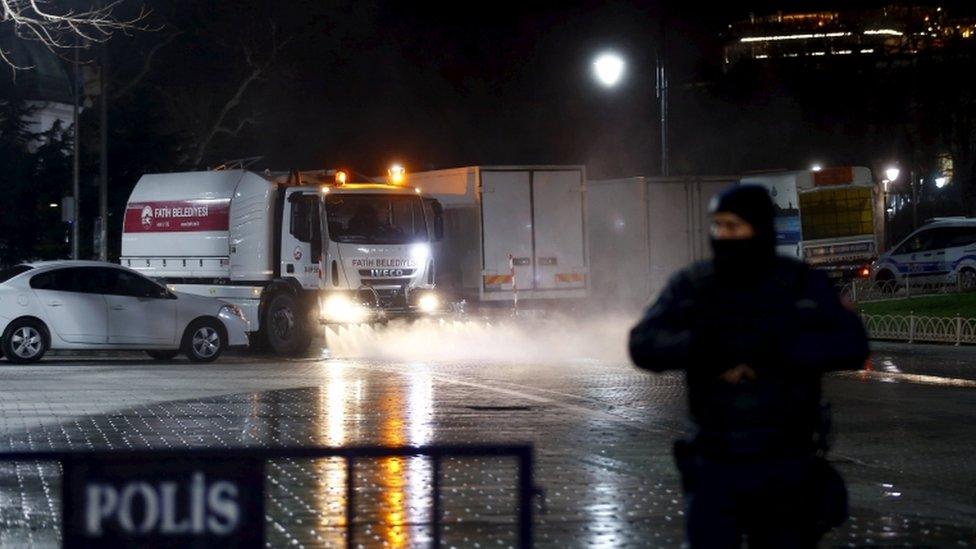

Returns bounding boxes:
[111,29,181,99]
[1,0,150,67]
[214,117,256,137]
[190,26,291,168]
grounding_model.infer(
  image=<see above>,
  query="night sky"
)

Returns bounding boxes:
[97,0,976,179]
[249,1,738,176]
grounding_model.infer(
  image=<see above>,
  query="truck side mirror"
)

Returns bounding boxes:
[432,200,445,241]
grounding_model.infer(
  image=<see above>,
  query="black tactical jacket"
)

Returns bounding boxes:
[629,257,869,458]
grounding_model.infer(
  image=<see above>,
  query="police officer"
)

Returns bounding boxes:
[629,185,869,547]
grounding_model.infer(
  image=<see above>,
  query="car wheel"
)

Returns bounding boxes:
[263,293,312,356]
[145,350,180,361]
[2,319,49,364]
[875,271,897,295]
[959,268,976,292]
[182,319,226,363]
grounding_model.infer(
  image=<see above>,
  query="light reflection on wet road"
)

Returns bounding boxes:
[0,341,973,547]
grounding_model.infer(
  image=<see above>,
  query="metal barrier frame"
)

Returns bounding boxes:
[862,313,976,345]
[0,444,536,548]
[841,277,972,304]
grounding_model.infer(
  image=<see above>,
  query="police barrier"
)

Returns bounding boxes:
[862,313,976,345]
[840,277,974,304]
[0,444,537,548]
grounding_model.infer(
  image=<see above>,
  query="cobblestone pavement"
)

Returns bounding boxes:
[0,340,974,547]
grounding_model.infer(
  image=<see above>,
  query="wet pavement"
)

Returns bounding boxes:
[0,339,974,547]
[870,342,976,382]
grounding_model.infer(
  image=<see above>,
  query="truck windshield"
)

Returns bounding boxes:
[325,194,428,244]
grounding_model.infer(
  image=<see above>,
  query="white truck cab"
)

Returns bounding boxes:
[120,167,444,355]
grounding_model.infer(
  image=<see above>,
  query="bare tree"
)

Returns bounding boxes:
[110,28,181,99]
[0,0,148,67]
[188,26,290,168]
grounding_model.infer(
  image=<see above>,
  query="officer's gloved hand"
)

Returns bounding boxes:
[719,364,757,384]
[725,323,781,378]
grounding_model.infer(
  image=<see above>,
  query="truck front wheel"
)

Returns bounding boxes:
[264,293,312,356]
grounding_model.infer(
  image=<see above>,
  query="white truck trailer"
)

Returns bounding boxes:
[742,166,881,280]
[409,166,588,309]
[120,168,445,355]
[586,176,736,309]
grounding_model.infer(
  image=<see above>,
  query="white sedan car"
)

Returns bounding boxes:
[0,261,249,364]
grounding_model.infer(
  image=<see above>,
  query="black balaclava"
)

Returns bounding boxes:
[708,185,777,279]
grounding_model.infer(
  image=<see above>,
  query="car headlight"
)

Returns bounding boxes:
[417,292,439,313]
[323,294,369,323]
[220,304,247,321]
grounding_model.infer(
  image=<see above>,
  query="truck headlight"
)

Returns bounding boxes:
[411,243,430,262]
[417,292,439,313]
[323,294,368,323]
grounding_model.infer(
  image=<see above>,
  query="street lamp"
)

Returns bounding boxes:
[885,167,900,245]
[592,52,625,88]
[885,165,920,230]
[881,178,891,250]
[811,164,823,172]
[590,48,669,176]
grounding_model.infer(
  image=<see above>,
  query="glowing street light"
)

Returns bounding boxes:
[589,46,669,176]
[885,165,920,229]
[811,164,823,172]
[592,52,625,88]
[935,176,949,189]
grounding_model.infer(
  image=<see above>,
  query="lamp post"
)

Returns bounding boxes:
[72,36,80,260]
[910,171,918,230]
[882,178,890,250]
[888,165,920,230]
[591,46,669,176]
[885,167,900,250]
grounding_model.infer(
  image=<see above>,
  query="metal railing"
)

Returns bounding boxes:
[0,444,537,548]
[862,314,976,345]
[840,277,972,303]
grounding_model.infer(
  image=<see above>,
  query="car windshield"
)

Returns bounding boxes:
[325,194,428,244]
[0,265,32,284]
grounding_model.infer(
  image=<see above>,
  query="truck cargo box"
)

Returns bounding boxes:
[587,176,736,308]
[412,166,588,303]
[121,170,275,281]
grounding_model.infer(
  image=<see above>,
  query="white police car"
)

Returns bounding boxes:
[0,261,249,363]
[871,218,976,291]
